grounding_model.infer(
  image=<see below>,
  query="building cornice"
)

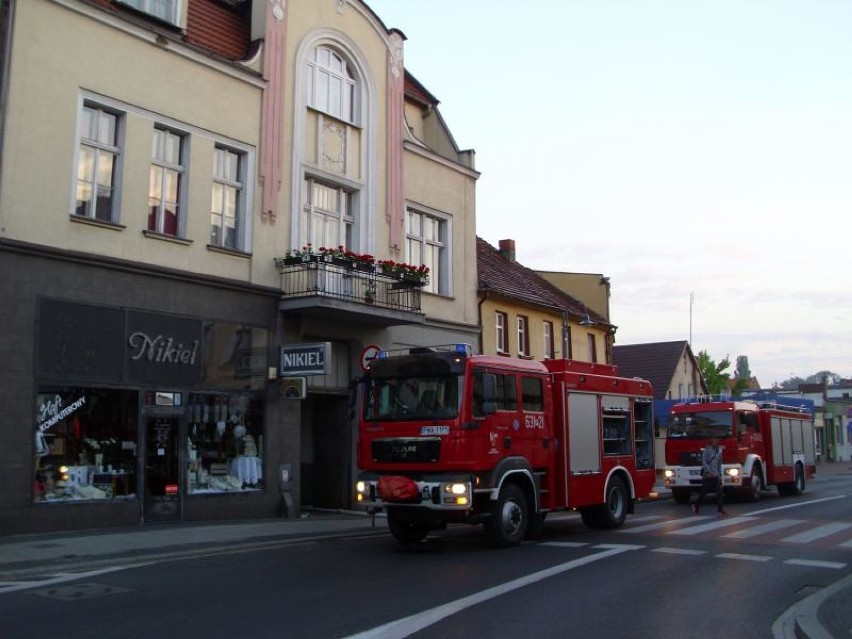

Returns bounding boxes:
[403,140,480,180]
[0,238,279,298]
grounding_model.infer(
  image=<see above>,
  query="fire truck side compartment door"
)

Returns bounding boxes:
[567,392,601,473]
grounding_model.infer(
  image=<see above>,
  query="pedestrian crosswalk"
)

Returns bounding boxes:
[616,514,852,548]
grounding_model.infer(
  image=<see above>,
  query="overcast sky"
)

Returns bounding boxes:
[366,0,852,387]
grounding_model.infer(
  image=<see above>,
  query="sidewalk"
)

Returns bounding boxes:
[2,463,851,639]
[0,509,385,580]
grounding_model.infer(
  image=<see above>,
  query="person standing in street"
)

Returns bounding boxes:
[692,435,728,517]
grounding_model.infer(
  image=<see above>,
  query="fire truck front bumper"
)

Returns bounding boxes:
[663,466,744,489]
[355,472,473,512]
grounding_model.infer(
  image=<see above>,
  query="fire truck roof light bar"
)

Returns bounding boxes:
[376,344,475,359]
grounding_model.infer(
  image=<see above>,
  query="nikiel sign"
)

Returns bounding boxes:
[279,342,330,377]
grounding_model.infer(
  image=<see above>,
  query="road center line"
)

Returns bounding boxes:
[340,544,644,639]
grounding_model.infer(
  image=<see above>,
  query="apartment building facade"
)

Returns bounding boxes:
[0,0,478,534]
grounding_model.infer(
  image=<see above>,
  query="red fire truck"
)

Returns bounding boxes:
[354,345,656,546]
[663,398,816,503]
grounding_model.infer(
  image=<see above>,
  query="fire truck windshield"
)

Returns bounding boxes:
[667,411,733,439]
[363,375,462,422]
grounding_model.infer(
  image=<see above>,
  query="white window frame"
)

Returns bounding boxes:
[148,126,186,237]
[587,333,598,363]
[116,0,180,27]
[74,103,122,223]
[406,206,449,296]
[543,321,554,359]
[301,176,354,250]
[210,145,247,251]
[307,46,358,124]
[517,316,530,356]
[496,312,508,354]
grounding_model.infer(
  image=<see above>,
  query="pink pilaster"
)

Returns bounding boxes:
[386,32,405,257]
[260,0,288,224]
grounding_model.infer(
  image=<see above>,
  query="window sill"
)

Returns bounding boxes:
[142,230,193,246]
[518,354,534,360]
[206,244,251,259]
[70,214,125,232]
[496,351,511,357]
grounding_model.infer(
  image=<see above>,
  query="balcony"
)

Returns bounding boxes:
[274,255,426,327]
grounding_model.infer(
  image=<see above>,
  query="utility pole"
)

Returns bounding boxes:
[689,292,694,347]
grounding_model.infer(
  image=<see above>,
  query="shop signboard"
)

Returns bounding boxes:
[279,342,330,376]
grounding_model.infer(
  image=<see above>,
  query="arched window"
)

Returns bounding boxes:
[307,46,358,123]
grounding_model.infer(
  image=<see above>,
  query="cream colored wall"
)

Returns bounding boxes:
[403,149,478,328]
[537,271,610,322]
[666,351,700,400]
[276,0,392,263]
[569,325,610,363]
[1,2,263,283]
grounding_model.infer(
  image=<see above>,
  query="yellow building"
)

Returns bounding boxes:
[477,239,614,363]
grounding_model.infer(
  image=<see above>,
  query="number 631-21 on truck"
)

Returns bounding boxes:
[354,344,658,547]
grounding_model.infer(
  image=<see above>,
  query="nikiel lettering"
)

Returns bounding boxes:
[128,332,199,365]
[282,352,324,368]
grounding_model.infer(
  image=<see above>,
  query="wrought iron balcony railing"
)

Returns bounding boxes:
[274,256,423,313]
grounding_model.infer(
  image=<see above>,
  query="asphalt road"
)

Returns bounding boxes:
[3,475,851,639]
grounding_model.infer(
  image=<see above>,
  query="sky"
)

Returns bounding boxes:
[365,1,852,387]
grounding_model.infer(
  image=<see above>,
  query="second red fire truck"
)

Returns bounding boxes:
[663,398,816,503]
[354,345,657,546]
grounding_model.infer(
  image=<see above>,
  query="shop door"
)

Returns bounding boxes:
[144,416,181,522]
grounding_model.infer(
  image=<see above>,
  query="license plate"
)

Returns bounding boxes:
[420,425,450,436]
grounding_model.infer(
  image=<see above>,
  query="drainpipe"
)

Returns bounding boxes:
[476,288,488,355]
[0,0,16,208]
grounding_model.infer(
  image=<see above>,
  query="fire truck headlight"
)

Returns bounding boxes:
[725,468,740,477]
[443,483,469,505]
[356,481,367,493]
[664,469,676,479]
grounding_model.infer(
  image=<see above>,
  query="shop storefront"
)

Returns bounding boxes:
[32,298,271,525]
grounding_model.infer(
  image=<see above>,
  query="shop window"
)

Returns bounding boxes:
[186,392,264,494]
[34,387,139,503]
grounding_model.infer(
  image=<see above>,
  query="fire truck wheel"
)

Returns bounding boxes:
[746,468,763,502]
[386,510,429,544]
[596,477,628,529]
[780,464,806,496]
[671,489,691,504]
[487,483,528,547]
[793,465,806,494]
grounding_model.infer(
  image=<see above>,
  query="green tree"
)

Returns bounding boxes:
[697,350,732,395]
[734,355,751,381]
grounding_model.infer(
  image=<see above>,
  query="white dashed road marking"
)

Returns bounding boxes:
[716,553,773,562]
[784,559,847,570]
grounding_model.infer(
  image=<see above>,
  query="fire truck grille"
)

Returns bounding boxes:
[680,452,702,465]
[372,438,440,463]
